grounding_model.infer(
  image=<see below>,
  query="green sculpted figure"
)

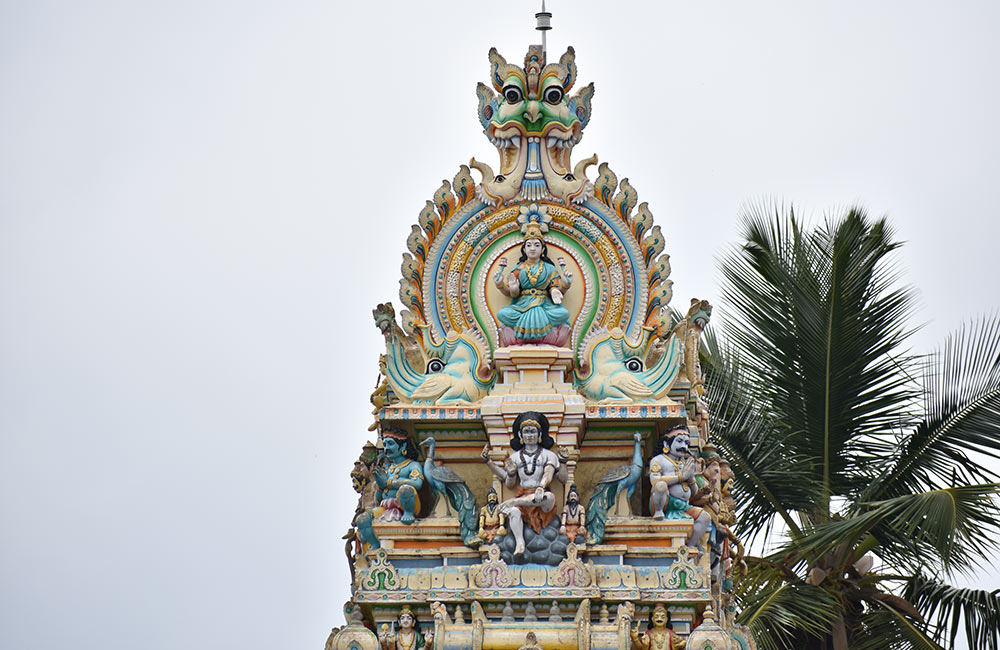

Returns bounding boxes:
[355,428,424,550]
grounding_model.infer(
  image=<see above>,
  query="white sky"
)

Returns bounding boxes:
[1,1,998,649]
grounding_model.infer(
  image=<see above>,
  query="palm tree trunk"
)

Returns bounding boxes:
[832,618,848,650]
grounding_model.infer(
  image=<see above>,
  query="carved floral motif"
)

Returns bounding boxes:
[473,544,513,588]
[552,544,593,587]
[666,546,704,590]
[362,549,401,591]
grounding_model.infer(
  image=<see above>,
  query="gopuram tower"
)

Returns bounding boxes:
[329,12,755,650]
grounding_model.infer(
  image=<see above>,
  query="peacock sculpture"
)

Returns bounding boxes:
[420,436,480,546]
[585,432,644,544]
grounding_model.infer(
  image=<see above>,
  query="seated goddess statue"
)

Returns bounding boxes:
[494,221,572,346]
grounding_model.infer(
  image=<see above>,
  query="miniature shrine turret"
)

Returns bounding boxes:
[327,20,756,650]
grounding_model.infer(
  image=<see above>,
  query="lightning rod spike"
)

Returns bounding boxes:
[535,0,552,63]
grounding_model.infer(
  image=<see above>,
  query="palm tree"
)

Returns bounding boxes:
[705,205,1000,649]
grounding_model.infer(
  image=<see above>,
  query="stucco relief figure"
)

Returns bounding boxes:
[630,604,686,650]
[517,631,544,650]
[494,216,572,346]
[560,483,587,543]
[355,429,425,550]
[478,487,508,543]
[378,606,427,650]
[481,411,568,556]
[649,425,712,549]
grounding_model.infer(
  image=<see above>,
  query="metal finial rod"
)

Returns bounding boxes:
[536,0,552,60]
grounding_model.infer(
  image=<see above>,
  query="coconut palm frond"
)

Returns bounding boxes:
[711,204,999,648]
[735,572,841,649]
[719,204,919,511]
[704,343,818,542]
[851,605,945,650]
[773,485,1000,574]
[902,574,1000,650]
[870,315,1000,501]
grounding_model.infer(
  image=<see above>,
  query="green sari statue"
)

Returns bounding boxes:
[494,225,572,346]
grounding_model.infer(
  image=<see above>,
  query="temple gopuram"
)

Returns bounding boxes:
[328,12,755,650]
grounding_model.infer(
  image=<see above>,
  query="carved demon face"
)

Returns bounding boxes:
[472,46,596,204]
[687,299,713,332]
[667,432,691,458]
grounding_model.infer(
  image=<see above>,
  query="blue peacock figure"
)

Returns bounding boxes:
[420,436,481,546]
[585,432,644,544]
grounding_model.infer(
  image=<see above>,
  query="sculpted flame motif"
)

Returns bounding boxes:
[471,45,596,204]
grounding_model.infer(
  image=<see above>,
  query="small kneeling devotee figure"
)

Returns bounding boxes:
[481,411,568,556]
[649,425,712,549]
[630,604,686,650]
[355,428,425,550]
[560,483,586,542]
[378,606,427,650]
[478,487,508,543]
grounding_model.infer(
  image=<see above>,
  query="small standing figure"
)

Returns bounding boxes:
[630,604,686,650]
[478,487,508,543]
[648,425,712,549]
[559,484,587,543]
[350,442,379,516]
[378,606,427,650]
[481,411,568,556]
[355,428,425,550]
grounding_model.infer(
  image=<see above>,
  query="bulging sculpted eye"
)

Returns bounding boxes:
[503,85,523,103]
[543,86,564,104]
[625,358,644,372]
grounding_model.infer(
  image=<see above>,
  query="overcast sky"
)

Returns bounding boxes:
[1,1,998,649]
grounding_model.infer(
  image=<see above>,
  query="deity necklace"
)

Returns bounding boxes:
[666,455,692,490]
[524,262,543,285]
[397,630,415,650]
[666,454,685,475]
[388,460,409,482]
[650,630,670,649]
[519,447,542,474]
